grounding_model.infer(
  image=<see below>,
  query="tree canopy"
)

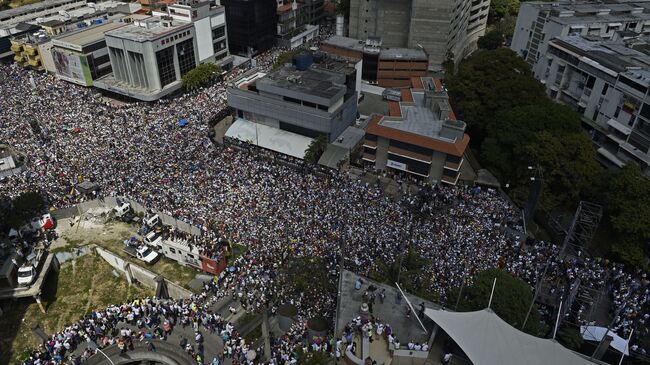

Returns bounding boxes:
[590,164,650,268]
[304,135,328,164]
[449,268,543,335]
[489,0,520,21]
[181,63,221,92]
[1,191,46,231]
[477,30,504,50]
[445,48,546,144]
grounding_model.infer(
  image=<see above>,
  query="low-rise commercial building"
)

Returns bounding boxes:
[94,0,230,101]
[227,53,359,146]
[536,35,650,176]
[362,77,470,184]
[511,0,650,78]
[276,1,319,50]
[320,36,427,88]
[48,22,126,86]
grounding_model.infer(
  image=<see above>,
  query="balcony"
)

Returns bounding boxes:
[362,153,376,162]
[363,139,377,149]
[441,174,460,185]
[444,158,463,171]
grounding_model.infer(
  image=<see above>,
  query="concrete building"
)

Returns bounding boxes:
[48,22,126,86]
[0,0,87,58]
[362,77,470,184]
[536,35,650,176]
[227,53,360,146]
[347,0,490,68]
[8,1,141,70]
[94,0,230,101]
[223,0,277,55]
[511,0,650,78]
[152,0,230,64]
[297,0,323,24]
[276,1,319,49]
[320,35,427,87]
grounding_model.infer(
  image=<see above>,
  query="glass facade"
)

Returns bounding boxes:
[223,0,277,55]
[156,46,176,87]
[176,39,195,77]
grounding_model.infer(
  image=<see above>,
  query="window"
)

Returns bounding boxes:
[212,25,225,39]
[156,46,176,87]
[177,38,196,76]
[169,248,176,254]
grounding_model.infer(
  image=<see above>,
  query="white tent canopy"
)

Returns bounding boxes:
[424,308,598,365]
[581,325,629,355]
[225,118,313,159]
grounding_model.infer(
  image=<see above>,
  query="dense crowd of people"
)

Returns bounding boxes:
[1,25,648,364]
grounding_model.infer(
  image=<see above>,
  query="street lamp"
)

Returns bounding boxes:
[87,339,115,365]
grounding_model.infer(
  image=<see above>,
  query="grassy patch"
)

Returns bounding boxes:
[0,253,153,365]
[94,237,198,289]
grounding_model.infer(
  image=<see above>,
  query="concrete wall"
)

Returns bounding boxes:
[51,196,203,236]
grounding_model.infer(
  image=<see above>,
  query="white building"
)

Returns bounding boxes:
[535,34,650,176]
[511,0,650,78]
[94,0,231,101]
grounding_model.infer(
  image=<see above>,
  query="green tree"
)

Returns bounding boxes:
[336,0,350,17]
[273,50,300,69]
[445,48,546,144]
[596,164,650,268]
[448,268,543,335]
[523,131,601,208]
[477,30,504,50]
[556,326,584,351]
[495,13,517,38]
[480,102,582,182]
[181,63,221,92]
[6,191,46,229]
[489,0,519,21]
[304,135,328,164]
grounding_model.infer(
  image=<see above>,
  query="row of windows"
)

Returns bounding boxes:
[282,96,329,111]
[212,25,226,39]
[156,46,176,87]
[389,139,434,156]
[387,153,430,176]
[177,38,196,77]
[160,30,191,46]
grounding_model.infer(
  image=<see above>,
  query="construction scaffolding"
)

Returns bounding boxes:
[560,201,603,258]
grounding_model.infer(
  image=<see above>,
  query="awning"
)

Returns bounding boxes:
[424,308,598,365]
[606,118,632,135]
[179,119,189,127]
[581,326,629,355]
[225,118,314,159]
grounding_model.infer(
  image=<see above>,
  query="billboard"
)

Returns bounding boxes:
[52,49,93,86]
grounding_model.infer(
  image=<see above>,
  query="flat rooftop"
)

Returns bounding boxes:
[105,17,191,41]
[0,0,85,22]
[54,22,126,47]
[322,35,366,52]
[379,47,427,61]
[257,65,347,101]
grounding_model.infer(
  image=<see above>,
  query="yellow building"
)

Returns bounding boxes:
[11,30,50,71]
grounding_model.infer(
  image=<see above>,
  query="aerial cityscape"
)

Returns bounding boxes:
[0,0,648,364]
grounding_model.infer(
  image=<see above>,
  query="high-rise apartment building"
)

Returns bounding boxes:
[347,0,490,68]
[223,0,277,55]
[511,0,650,78]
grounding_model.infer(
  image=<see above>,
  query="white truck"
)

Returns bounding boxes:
[144,231,163,249]
[123,245,161,265]
[113,203,134,221]
[17,249,45,286]
[144,214,160,228]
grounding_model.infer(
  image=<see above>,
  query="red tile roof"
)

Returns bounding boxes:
[410,77,423,90]
[365,115,470,157]
[401,89,414,103]
[388,102,402,117]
